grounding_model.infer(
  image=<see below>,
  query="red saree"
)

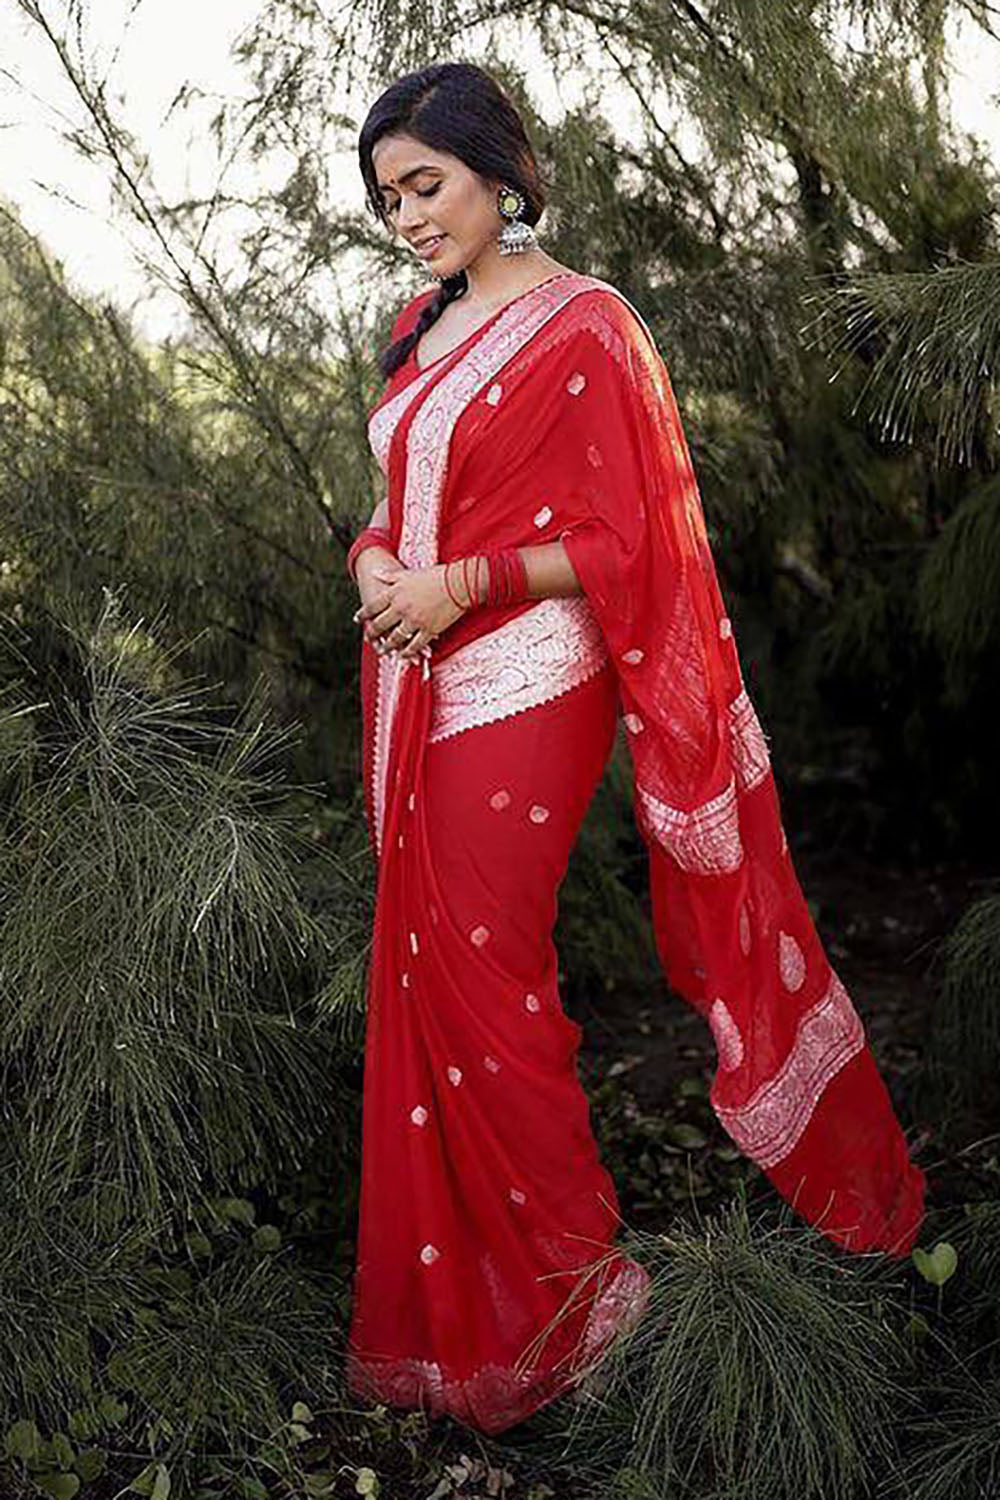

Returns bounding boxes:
[345,270,926,1435]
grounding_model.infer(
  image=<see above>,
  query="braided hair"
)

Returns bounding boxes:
[358,63,548,381]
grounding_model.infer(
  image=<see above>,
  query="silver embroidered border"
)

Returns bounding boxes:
[427,597,610,744]
[711,971,866,1167]
[728,687,771,792]
[635,775,744,874]
[367,364,438,474]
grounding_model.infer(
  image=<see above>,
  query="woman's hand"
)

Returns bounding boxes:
[355,562,466,662]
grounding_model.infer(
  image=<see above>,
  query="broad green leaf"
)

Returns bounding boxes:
[912,1241,958,1286]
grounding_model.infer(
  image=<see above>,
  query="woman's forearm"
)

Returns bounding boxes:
[453,542,582,604]
[519,540,582,598]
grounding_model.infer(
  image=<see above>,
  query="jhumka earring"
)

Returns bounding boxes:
[496,184,538,256]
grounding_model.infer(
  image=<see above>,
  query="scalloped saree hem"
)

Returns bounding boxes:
[344,1255,652,1435]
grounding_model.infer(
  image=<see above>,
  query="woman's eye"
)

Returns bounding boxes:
[386,185,440,213]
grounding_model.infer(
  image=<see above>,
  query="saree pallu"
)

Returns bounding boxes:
[346,270,926,1435]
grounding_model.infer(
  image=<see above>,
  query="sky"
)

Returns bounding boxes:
[2,0,999,342]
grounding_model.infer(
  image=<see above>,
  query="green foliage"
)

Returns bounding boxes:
[923,890,1000,1115]
[0,589,362,1231]
[523,1196,915,1500]
[916,473,1000,692]
[888,1372,1000,1500]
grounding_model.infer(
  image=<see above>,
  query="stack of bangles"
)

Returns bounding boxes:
[442,548,530,611]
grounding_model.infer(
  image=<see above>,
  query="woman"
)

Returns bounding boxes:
[344,62,927,1436]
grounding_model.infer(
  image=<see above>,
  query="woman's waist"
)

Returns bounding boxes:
[427,594,611,744]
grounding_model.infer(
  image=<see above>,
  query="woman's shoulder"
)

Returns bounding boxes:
[559,277,656,365]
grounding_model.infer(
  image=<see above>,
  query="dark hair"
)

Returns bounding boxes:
[358,63,547,380]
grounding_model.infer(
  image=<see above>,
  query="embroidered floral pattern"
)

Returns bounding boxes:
[636,776,744,874]
[711,971,865,1167]
[427,597,609,744]
[728,688,771,793]
[709,997,744,1071]
[779,930,807,992]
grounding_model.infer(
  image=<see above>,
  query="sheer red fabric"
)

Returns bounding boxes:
[346,270,926,1435]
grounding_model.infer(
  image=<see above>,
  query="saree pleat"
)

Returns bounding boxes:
[346,269,925,1435]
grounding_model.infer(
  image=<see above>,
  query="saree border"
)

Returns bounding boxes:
[711,971,866,1167]
[426,596,610,744]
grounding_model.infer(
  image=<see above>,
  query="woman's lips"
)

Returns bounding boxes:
[417,235,446,259]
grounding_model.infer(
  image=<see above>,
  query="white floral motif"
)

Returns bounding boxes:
[524,993,541,1013]
[509,1187,527,1204]
[709,998,745,1071]
[778,931,807,992]
[529,805,550,824]
[398,833,404,849]
[587,444,603,467]
[470,924,491,947]
[486,383,503,405]
[489,789,511,811]
[409,930,419,955]
[401,972,410,989]
[410,1105,428,1127]
[622,647,645,665]
[484,1055,501,1073]
[739,902,752,956]
[408,791,416,811]
[428,597,609,743]
[719,617,733,639]
[623,713,644,734]
[533,505,553,528]
[447,1066,463,1086]
[566,371,587,395]
[420,1244,440,1265]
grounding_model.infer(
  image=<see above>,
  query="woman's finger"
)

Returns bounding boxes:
[398,627,430,661]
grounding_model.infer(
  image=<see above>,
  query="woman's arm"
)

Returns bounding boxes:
[509,540,582,599]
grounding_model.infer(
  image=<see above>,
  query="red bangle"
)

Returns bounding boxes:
[483,547,529,606]
[443,561,466,610]
[347,525,393,582]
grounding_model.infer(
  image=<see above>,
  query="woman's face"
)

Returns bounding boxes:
[371,134,499,275]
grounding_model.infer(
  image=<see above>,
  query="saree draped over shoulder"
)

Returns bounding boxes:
[346,270,927,1435]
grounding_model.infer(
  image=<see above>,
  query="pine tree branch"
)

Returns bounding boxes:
[13,0,353,552]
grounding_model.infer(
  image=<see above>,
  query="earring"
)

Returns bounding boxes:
[496,184,538,256]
